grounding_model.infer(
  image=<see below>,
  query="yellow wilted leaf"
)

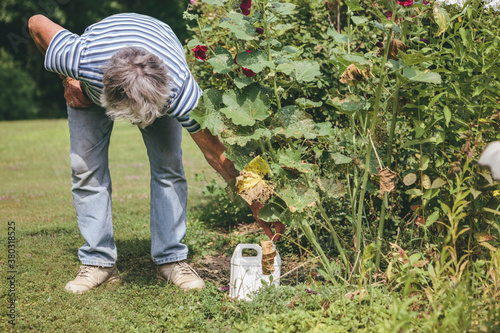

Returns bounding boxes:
[480,242,498,252]
[244,156,271,177]
[422,174,431,190]
[236,170,261,193]
[379,167,397,195]
[403,173,417,186]
[475,232,494,242]
[386,261,393,281]
[235,156,274,205]
[340,64,369,86]
[433,3,450,37]
[236,156,271,193]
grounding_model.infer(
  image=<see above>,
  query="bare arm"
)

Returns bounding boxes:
[190,129,239,182]
[190,129,285,240]
[29,14,93,108]
[28,14,65,55]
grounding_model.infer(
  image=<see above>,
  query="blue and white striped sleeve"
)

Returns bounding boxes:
[44,29,83,79]
[169,73,203,133]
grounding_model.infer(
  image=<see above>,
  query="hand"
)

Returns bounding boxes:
[250,201,285,241]
[64,78,94,108]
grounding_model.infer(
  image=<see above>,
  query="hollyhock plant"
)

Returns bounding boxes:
[397,0,413,6]
[240,0,252,16]
[234,50,256,77]
[192,45,208,60]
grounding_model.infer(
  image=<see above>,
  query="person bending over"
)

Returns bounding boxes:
[28,13,284,293]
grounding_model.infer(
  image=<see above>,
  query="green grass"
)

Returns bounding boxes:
[1,119,498,332]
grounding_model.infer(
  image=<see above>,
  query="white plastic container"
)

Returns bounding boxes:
[229,243,281,301]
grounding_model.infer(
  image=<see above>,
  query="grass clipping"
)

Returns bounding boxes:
[261,240,277,275]
[235,156,274,205]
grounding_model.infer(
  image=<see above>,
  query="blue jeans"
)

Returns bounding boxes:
[67,104,188,267]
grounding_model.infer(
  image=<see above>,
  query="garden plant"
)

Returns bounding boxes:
[1,0,500,331]
[184,0,500,330]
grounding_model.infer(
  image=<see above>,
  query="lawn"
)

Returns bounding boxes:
[1,119,498,332]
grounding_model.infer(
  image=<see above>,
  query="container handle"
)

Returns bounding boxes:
[233,243,262,259]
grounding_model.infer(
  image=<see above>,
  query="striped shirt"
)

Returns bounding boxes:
[44,13,201,133]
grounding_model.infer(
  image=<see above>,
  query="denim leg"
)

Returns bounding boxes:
[67,104,116,267]
[139,116,188,265]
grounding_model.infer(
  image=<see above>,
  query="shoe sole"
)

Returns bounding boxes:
[65,275,122,294]
[156,274,205,290]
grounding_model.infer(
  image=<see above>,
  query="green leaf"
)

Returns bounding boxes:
[403,137,437,147]
[431,178,447,189]
[330,153,352,165]
[191,89,225,135]
[433,5,450,37]
[259,196,288,222]
[223,127,272,146]
[278,148,317,174]
[327,95,369,115]
[406,188,423,196]
[443,105,451,127]
[403,67,442,84]
[236,50,274,73]
[279,186,319,213]
[426,210,440,227]
[420,155,430,171]
[317,177,347,198]
[341,54,370,66]
[295,98,322,108]
[269,2,297,15]
[272,106,317,140]
[344,0,363,11]
[234,77,253,89]
[327,27,350,44]
[398,52,437,66]
[191,108,225,136]
[223,144,254,171]
[315,122,334,137]
[187,38,201,48]
[220,85,270,126]
[426,92,446,110]
[207,47,233,74]
[351,15,368,25]
[203,0,224,6]
[277,61,321,83]
[220,11,256,40]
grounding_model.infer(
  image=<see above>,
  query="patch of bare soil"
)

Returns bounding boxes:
[191,255,231,288]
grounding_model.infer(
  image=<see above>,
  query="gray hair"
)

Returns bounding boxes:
[101,46,172,128]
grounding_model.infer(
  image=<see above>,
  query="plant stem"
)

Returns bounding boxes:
[317,202,349,269]
[354,26,393,272]
[261,3,282,109]
[375,76,400,270]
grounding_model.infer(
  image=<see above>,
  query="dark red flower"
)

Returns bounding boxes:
[255,27,264,35]
[240,0,252,16]
[387,10,393,21]
[419,38,430,44]
[234,50,256,77]
[397,0,413,6]
[192,45,208,60]
[423,0,430,4]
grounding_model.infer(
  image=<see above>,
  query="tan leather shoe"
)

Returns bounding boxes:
[65,265,121,293]
[157,261,205,290]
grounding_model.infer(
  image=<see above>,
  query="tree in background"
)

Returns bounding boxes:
[0,0,189,120]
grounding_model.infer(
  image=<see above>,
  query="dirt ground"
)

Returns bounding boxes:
[191,223,318,288]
